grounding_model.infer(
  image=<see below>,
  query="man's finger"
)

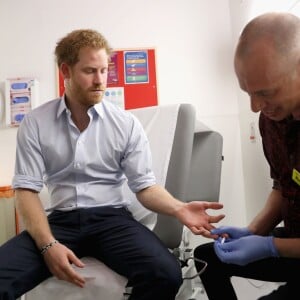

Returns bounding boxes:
[203,202,224,210]
[68,252,85,268]
[209,214,225,223]
[65,264,86,287]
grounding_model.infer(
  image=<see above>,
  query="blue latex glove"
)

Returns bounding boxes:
[214,235,279,266]
[211,226,252,240]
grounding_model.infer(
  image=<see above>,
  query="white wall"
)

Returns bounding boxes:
[0,0,246,227]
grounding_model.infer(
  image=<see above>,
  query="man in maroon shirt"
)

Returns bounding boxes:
[194,12,300,299]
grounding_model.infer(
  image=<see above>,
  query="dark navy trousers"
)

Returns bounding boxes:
[0,207,182,300]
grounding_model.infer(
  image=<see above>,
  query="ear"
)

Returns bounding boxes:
[60,63,71,79]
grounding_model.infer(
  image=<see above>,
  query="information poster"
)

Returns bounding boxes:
[124,51,149,84]
[107,48,158,110]
[104,87,125,109]
[108,51,119,85]
[5,78,38,126]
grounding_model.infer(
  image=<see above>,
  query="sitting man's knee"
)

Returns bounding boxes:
[152,256,182,288]
[0,288,14,300]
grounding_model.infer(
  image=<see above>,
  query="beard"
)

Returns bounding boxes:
[68,82,106,107]
[87,87,105,104]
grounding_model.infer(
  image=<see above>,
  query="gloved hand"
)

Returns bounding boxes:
[213,235,279,266]
[211,226,252,240]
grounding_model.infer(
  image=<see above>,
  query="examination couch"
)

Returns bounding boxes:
[22,103,223,300]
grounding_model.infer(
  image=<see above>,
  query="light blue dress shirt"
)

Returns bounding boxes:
[12,97,156,211]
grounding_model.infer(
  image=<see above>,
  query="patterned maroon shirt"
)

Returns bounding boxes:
[259,113,300,237]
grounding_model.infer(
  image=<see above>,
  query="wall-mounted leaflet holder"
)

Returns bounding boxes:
[5,78,39,127]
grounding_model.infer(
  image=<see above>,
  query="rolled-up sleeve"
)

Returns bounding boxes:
[12,115,45,192]
[121,116,156,193]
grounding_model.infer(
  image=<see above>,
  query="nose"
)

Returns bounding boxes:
[250,96,265,113]
[93,71,104,85]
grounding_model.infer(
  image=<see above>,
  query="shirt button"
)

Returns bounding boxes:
[75,162,81,169]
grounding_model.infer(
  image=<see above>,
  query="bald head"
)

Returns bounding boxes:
[235,12,300,65]
[234,13,300,121]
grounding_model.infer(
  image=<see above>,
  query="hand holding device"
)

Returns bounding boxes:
[211,226,252,240]
[213,235,279,266]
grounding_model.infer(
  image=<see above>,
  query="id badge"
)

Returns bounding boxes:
[292,168,300,186]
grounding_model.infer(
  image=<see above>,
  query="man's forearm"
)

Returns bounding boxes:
[15,189,55,249]
[136,184,184,216]
[248,189,283,235]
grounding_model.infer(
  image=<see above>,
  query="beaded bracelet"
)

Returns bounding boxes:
[40,240,58,255]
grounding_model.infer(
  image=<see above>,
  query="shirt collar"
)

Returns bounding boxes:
[57,95,67,118]
[94,101,104,119]
[56,95,105,119]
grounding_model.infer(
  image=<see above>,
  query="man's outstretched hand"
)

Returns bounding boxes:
[175,201,225,238]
